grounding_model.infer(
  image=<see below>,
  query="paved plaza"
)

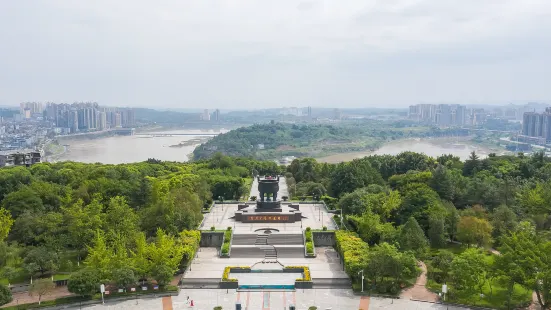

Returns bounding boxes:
[200,203,336,232]
[77,289,470,309]
[183,247,349,284]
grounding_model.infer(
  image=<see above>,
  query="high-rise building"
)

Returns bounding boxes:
[435,104,452,126]
[307,106,312,119]
[410,104,466,126]
[212,109,220,122]
[98,111,107,130]
[523,108,551,143]
[201,109,210,121]
[522,112,538,137]
[115,112,122,128]
[542,109,551,143]
[69,110,79,133]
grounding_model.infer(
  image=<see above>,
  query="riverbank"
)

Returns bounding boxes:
[52,129,223,164]
[316,137,510,163]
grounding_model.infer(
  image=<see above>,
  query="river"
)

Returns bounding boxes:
[54,129,223,164]
[54,134,505,165]
[316,138,507,163]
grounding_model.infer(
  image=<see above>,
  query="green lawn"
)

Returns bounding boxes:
[53,274,71,281]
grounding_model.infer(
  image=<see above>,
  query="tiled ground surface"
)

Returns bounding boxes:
[77,289,471,310]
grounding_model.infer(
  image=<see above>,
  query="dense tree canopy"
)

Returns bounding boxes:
[284,150,551,304]
[0,156,276,293]
[2,145,551,307]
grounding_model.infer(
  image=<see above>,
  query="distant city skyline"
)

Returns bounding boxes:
[1,1,550,109]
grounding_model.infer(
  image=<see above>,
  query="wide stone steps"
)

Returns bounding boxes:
[267,234,303,245]
[255,234,268,245]
[231,233,304,245]
[312,278,352,289]
[180,278,220,289]
[232,234,260,245]
[230,246,305,258]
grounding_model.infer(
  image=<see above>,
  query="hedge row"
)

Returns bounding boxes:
[335,230,369,276]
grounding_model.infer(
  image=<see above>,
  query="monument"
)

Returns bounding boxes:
[233,176,302,223]
[256,176,281,211]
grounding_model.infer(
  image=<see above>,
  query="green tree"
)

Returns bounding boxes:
[105,196,139,242]
[428,214,447,248]
[431,251,454,283]
[28,278,55,305]
[62,198,104,252]
[351,212,383,245]
[363,190,402,220]
[330,159,383,197]
[518,183,551,230]
[67,268,101,297]
[450,248,488,300]
[84,231,111,278]
[365,242,418,293]
[1,187,44,218]
[463,151,481,176]
[148,229,184,286]
[0,208,13,241]
[456,216,493,248]
[112,267,137,289]
[337,188,369,215]
[130,232,151,284]
[490,205,517,244]
[397,183,440,228]
[0,284,13,306]
[150,264,173,287]
[23,247,60,276]
[398,217,428,257]
[430,165,453,201]
[499,222,551,309]
[1,266,19,287]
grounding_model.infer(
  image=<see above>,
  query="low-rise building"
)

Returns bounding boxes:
[0,151,42,167]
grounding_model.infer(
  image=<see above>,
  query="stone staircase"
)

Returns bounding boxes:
[232,234,258,245]
[258,245,277,260]
[180,278,220,289]
[255,234,268,245]
[312,278,352,289]
[230,233,305,259]
[267,234,303,245]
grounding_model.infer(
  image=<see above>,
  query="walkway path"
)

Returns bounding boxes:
[399,261,438,302]
[3,286,73,308]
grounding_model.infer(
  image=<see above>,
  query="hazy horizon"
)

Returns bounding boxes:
[1,1,550,109]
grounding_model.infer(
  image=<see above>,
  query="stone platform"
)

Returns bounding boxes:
[234,203,302,223]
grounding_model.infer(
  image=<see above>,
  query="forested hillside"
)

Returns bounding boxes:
[0,155,281,306]
[286,152,551,309]
[2,151,551,308]
[192,122,445,160]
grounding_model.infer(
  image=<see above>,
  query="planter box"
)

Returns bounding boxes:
[303,230,317,258]
[295,281,313,289]
[219,281,238,289]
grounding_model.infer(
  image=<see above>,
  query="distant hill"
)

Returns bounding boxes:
[192,122,427,160]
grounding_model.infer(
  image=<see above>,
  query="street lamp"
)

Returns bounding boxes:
[358,270,364,293]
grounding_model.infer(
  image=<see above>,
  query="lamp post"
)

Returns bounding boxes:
[340,205,344,229]
[358,270,364,293]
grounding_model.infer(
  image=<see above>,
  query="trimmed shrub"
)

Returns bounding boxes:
[306,242,314,254]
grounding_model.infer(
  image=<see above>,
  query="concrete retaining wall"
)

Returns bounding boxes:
[200,231,224,247]
[313,231,336,247]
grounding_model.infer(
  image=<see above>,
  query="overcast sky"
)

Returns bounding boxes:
[1,0,550,109]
